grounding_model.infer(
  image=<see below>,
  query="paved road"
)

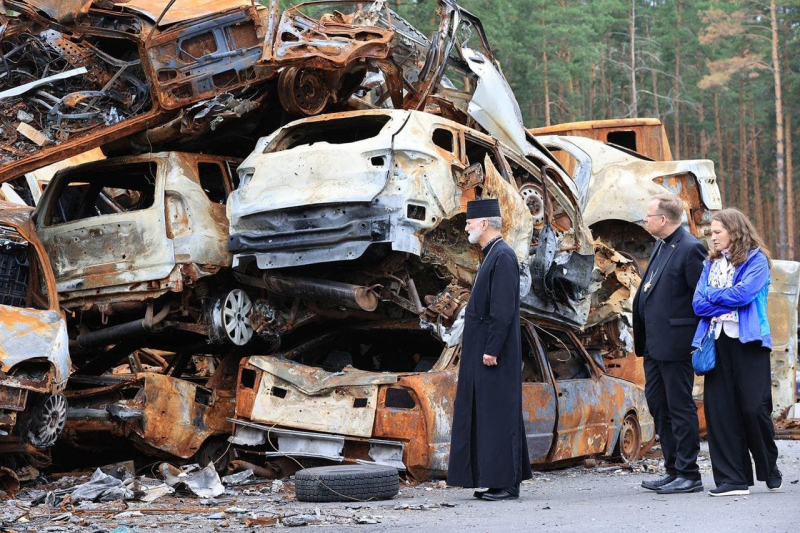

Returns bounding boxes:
[312,440,800,533]
[10,441,799,531]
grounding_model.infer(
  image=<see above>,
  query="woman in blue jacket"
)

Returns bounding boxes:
[692,208,781,497]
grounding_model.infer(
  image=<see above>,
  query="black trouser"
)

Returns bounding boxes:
[705,330,779,487]
[644,356,700,480]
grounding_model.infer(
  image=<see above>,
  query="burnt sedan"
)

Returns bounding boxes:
[229,319,654,480]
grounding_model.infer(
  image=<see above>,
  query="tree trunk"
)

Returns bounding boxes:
[769,0,787,258]
[673,0,683,158]
[541,4,551,127]
[629,0,637,117]
[698,100,709,159]
[750,100,765,235]
[786,101,795,259]
[589,64,597,121]
[601,38,609,119]
[738,79,749,216]
[714,90,726,204]
[784,52,795,260]
[646,20,659,116]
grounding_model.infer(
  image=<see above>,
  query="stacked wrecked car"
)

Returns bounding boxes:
[0,0,740,485]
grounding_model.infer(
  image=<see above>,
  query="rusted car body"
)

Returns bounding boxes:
[33,152,259,349]
[230,320,654,480]
[0,0,410,181]
[0,201,71,452]
[228,109,596,349]
[530,118,674,161]
[533,134,721,268]
[61,354,238,467]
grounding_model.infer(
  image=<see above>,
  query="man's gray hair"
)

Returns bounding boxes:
[652,193,684,223]
[485,216,503,231]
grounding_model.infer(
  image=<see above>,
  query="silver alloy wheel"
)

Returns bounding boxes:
[26,393,67,448]
[221,289,253,346]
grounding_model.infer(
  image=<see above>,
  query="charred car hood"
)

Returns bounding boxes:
[0,306,71,389]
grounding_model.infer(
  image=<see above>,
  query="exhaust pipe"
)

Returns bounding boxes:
[234,272,379,312]
[76,304,170,349]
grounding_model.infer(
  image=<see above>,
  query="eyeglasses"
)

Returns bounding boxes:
[643,212,666,221]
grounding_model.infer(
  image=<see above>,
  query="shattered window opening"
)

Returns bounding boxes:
[293,328,444,374]
[271,115,391,152]
[607,131,637,153]
[536,326,591,381]
[431,127,455,154]
[45,162,158,226]
[521,327,545,383]
[197,162,229,204]
[0,224,49,310]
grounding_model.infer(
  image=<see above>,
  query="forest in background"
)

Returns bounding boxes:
[277,1,800,260]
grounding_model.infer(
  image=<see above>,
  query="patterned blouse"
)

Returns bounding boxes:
[708,249,739,338]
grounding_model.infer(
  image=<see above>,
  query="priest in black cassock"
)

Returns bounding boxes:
[447,198,532,501]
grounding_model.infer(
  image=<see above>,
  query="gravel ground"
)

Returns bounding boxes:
[3,440,799,532]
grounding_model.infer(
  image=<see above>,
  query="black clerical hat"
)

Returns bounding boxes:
[466,198,501,219]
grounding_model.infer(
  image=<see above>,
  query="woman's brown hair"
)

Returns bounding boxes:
[709,208,772,268]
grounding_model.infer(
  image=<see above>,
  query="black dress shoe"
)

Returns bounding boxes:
[472,489,496,500]
[656,477,703,494]
[481,489,519,501]
[641,474,676,491]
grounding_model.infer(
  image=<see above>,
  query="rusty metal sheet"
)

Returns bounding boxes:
[135,373,234,459]
[18,0,94,23]
[481,155,533,264]
[245,356,392,438]
[766,260,799,417]
[267,2,394,69]
[531,118,673,161]
[120,0,254,26]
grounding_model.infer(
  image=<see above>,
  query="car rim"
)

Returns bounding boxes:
[222,289,253,346]
[28,394,67,448]
[620,414,642,463]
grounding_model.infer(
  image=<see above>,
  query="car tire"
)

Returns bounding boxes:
[615,412,642,463]
[195,436,232,474]
[294,464,399,502]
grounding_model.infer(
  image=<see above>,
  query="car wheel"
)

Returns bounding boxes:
[24,394,67,448]
[616,412,642,463]
[294,464,399,502]
[279,67,330,117]
[195,436,232,474]
[212,289,254,346]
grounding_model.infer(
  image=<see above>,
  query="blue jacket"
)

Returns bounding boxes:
[692,248,771,349]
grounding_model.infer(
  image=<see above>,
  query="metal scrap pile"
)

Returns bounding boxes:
[3,0,788,511]
[0,23,150,162]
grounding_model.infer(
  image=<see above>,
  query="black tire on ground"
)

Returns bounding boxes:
[294,464,399,502]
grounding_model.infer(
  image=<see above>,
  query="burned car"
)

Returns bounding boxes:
[0,201,71,454]
[230,320,654,480]
[227,109,596,346]
[60,353,239,471]
[0,0,406,181]
[530,126,721,269]
[33,152,255,351]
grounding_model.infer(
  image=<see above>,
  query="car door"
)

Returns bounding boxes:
[534,324,610,462]
[36,158,174,294]
[520,322,557,463]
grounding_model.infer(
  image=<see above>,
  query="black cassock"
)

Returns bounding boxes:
[447,237,532,488]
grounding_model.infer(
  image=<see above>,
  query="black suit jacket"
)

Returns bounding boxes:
[632,226,707,361]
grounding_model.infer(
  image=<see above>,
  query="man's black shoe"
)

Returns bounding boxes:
[707,483,749,497]
[641,474,676,491]
[766,467,783,491]
[481,489,519,501]
[473,488,499,499]
[656,477,703,494]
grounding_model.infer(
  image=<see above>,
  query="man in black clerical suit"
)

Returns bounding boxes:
[447,198,532,501]
[633,193,707,494]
